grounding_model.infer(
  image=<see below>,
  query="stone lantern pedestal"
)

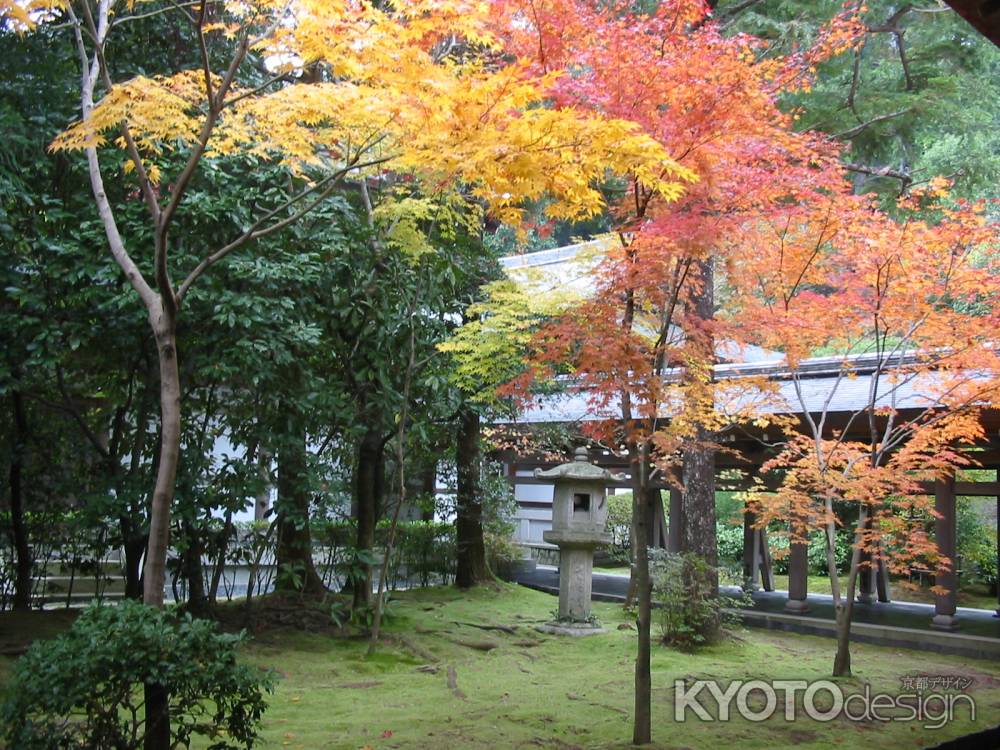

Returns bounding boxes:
[534,447,622,636]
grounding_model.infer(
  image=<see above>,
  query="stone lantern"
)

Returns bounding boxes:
[536,447,622,633]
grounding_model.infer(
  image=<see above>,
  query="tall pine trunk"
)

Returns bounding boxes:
[8,391,33,612]
[681,258,717,592]
[275,426,325,596]
[681,428,717,587]
[455,408,489,587]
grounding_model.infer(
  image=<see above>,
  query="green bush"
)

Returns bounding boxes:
[715,523,744,564]
[381,520,456,586]
[606,492,633,563]
[806,530,853,575]
[1,601,273,750]
[650,549,746,650]
[957,499,997,589]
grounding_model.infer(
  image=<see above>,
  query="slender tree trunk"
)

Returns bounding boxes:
[140,312,181,750]
[369,318,418,654]
[420,461,437,522]
[624,507,639,608]
[833,506,867,676]
[455,407,489,587]
[8,391,33,612]
[143,314,180,608]
[275,427,325,596]
[208,509,233,604]
[353,428,382,610]
[631,441,653,746]
[120,516,147,600]
[122,384,151,600]
[180,520,207,613]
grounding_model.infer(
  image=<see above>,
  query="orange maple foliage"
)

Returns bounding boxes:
[734,185,1000,572]
[496,0,861,467]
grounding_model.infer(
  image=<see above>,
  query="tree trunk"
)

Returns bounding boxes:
[143,682,170,750]
[121,516,147,600]
[122,383,152,601]
[681,257,717,593]
[455,408,489,587]
[631,442,653,746]
[208,510,233,604]
[832,506,867,677]
[180,520,208,614]
[353,428,382,610]
[275,427,325,596]
[8,391,33,612]
[143,315,181,608]
[681,428,717,588]
[142,311,181,750]
[420,460,437,522]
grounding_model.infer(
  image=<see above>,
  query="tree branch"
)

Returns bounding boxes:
[843,162,913,190]
[176,156,391,301]
[834,108,912,139]
[68,0,157,310]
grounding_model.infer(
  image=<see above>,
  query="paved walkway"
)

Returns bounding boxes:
[516,565,1000,659]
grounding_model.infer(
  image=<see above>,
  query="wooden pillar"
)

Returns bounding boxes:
[995,470,999,618]
[741,509,774,592]
[785,539,809,614]
[857,556,875,604]
[742,509,755,587]
[650,489,668,548]
[875,547,892,603]
[931,477,959,631]
[667,488,682,554]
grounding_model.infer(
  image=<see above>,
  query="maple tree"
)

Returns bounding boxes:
[489,0,863,741]
[732,183,1000,676]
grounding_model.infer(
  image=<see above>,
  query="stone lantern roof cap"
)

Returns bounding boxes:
[533,447,626,482]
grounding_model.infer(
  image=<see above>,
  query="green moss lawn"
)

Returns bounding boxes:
[3,585,999,749]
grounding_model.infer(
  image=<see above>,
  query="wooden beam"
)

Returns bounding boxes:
[915,480,1000,496]
[942,0,1000,49]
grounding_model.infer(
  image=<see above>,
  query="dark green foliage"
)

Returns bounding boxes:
[606,492,633,563]
[765,530,853,576]
[721,0,1000,206]
[650,550,748,650]
[806,531,853,576]
[1,601,273,750]
[715,522,744,565]
[957,499,998,590]
[715,522,853,576]
[313,519,458,590]
[385,521,457,587]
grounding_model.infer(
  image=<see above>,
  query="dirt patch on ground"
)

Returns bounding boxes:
[212,592,343,634]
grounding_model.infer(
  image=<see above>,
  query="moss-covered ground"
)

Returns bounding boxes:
[2,585,999,749]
